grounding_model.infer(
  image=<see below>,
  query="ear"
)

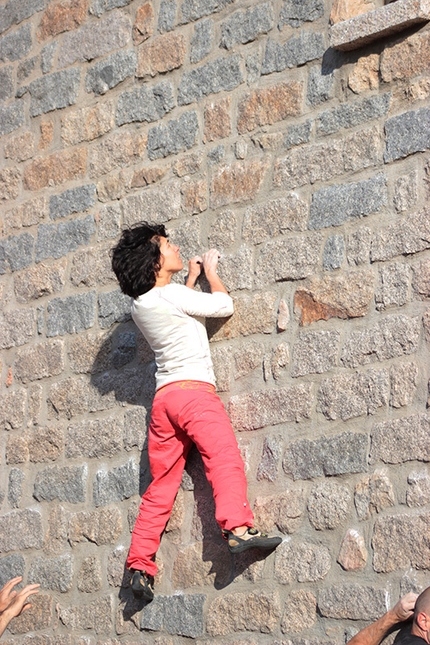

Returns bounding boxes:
[416,612,429,631]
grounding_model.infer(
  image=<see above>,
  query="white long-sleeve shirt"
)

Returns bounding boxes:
[132,284,234,390]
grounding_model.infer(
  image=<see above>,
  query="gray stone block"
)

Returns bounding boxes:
[307,65,334,106]
[262,32,325,74]
[98,289,131,328]
[85,49,136,95]
[318,368,389,420]
[254,233,322,287]
[59,594,114,634]
[207,144,225,164]
[384,107,430,162]
[49,185,96,220]
[46,292,96,337]
[124,407,148,451]
[0,66,13,102]
[0,311,35,350]
[283,120,312,149]
[292,330,340,377]
[28,68,80,117]
[190,18,213,63]
[318,584,387,620]
[36,215,96,262]
[371,413,430,465]
[371,205,430,262]
[279,0,324,28]
[178,54,243,105]
[17,56,36,81]
[373,511,430,573]
[274,541,331,583]
[243,195,308,243]
[323,235,345,270]
[0,232,34,272]
[97,203,121,241]
[112,331,136,369]
[0,509,43,552]
[41,41,56,74]
[66,416,123,459]
[309,174,387,230]
[0,0,45,34]
[34,464,87,503]
[256,434,283,482]
[283,432,368,480]
[307,480,351,530]
[90,0,133,16]
[375,262,409,310]
[0,23,32,61]
[220,3,274,50]
[122,183,181,227]
[93,459,139,506]
[0,100,24,136]
[180,0,233,23]
[28,555,73,593]
[159,0,177,31]
[8,468,24,508]
[148,110,198,160]
[141,594,205,637]
[0,554,25,587]
[116,81,175,126]
[317,93,390,135]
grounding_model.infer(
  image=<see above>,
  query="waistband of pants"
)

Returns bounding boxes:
[155,380,216,398]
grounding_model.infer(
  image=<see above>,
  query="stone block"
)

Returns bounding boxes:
[207,291,277,341]
[77,556,102,593]
[133,2,154,44]
[191,18,212,63]
[237,81,303,134]
[107,545,127,587]
[0,101,24,137]
[178,54,243,105]
[372,512,430,572]
[210,159,269,209]
[0,509,43,552]
[34,464,87,503]
[25,425,64,463]
[307,65,334,106]
[318,584,387,620]
[280,0,324,27]
[148,111,198,160]
[390,362,418,408]
[61,101,115,146]
[207,591,280,636]
[17,55,36,81]
[36,216,95,262]
[4,131,35,162]
[7,593,53,634]
[90,0,133,15]
[59,595,114,635]
[181,179,207,214]
[375,261,410,310]
[8,468,24,508]
[0,310,35,350]
[28,69,80,117]
[220,3,273,49]
[262,32,325,74]
[24,148,87,191]
[412,258,430,299]
[337,529,367,570]
[66,416,123,458]
[49,185,96,220]
[394,172,418,213]
[14,339,64,383]
[256,434,283,482]
[137,32,185,78]
[172,542,229,589]
[330,0,375,24]
[207,144,224,164]
[228,383,312,431]
[0,232,34,272]
[292,330,339,377]
[233,341,264,379]
[6,436,29,464]
[93,459,139,506]
[39,119,54,149]
[281,590,317,634]
[98,289,131,329]
[97,203,121,240]
[0,65,14,101]
[28,555,73,593]
[317,94,389,136]
[69,507,122,545]
[210,345,232,392]
[85,49,136,95]
[407,470,430,507]
[158,0,176,31]
[330,0,430,51]
[0,0,45,34]
[307,481,351,530]
[0,167,20,202]
[46,292,96,337]
[4,196,47,235]
[140,594,205,637]
[37,0,88,39]
[341,314,420,368]
[269,342,290,380]
[371,205,430,262]
[0,554,25,587]
[89,131,147,177]
[0,24,32,62]
[58,10,131,67]
[317,368,389,420]
[284,432,368,480]
[253,489,305,534]
[68,331,112,374]
[203,97,231,142]
[179,0,232,23]
[323,234,345,270]
[371,413,430,464]
[348,53,379,93]
[116,81,175,127]
[215,247,252,291]
[207,210,235,250]
[385,107,430,162]
[381,30,430,83]
[294,270,374,326]
[47,374,116,419]
[70,246,114,288]
[354,471,395,520]
[283,120,312,150]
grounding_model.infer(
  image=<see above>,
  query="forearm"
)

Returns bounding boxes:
[205,270,228,295]
[0,610,14,638]
[348,610,400,645]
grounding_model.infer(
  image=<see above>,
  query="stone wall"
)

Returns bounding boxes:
[0,0,429,642]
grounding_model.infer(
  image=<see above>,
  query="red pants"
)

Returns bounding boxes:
[126,381,254,575]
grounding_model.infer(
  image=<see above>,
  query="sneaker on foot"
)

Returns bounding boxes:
[130,570,154,601]
[223,527,282,554]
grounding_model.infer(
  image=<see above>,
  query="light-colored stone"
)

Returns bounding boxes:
[89,131,146,178]
[281,591,317,634]
[277,300,290,331]
[0,167,20,202]
[275,540,331,584]
[317,368,389,420]
[372,512,430,572]
[38,0,88,40]
[204,97,231,142]
[348,54,379,93]
[133,2,155,44]
[136,33,186,78]
[330,0,375,24]
[69,508,122,545]
[253,489,305,534]
[61,101,115,146]
[237,82,303,134]
[208,291,277,341]
[14,260,67,303]
[390,362,418,408]
[207,591,281,636]
[172,541,230,589]
[407,470,430,507]
[23,148,87,190]
[337,529,368,570]
[307,481,351,530]
[4,131,35,162]
[209,159,270,209]
[354,472,395,520]
[77,556,103,593]
[242,195,309,244]
[370,413,430,464]
[381,30,430,83]
[233,341,265,379]
[318,584,388,620]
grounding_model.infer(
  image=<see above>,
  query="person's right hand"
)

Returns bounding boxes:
[0,577,40,618]
[201,249,221,275]
[392,592,418,622]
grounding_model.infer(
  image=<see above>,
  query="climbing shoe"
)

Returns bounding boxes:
[222,527,282,554]
[130,570,154,601]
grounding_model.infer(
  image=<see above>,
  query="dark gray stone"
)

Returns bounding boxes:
[180,0,233,23]
[283,432,368,480]
[220,3,274,50]
[98,289,131,328]
[262,32,325,74]
[46,292,96,337]
[141,594,205,637]
[323,235,345,270]
[0,24,32,61]
[309,174,387,230]
[0,0,45,35]
[90,0,133,16]
[8,468,24,508]
[256,434,283,482]
[36,216,96,262]
[246,52,260,83]
[317,94,390,136]
[34,464,87,503]
[93,459,139,506]
[207,144,225,164]
[28,555,73,592]
[0,232,34,272]
[158,0,177,31]
[85,49,136,95]
[178,54,243,105]
[0,509,43,552]
[112,331,137,369]
[116,81,175,126]
[279,0,324,28]
[49,185,96,220]
[41,41,56,74]
[384,107,430,162]
[307,65,334,106]
[124,407,148,451]
[0,100,24,136]
[284,120,312,149]
[190,18,213,63]
[0,554,25,587]
[318,584,387,620]
[28,68,80,117]
[148,111,198,160]
[292,330,340,377]
[0,66,13,102]
[17,56,36,81]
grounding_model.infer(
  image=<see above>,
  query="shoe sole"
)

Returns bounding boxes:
[228,536,282,554]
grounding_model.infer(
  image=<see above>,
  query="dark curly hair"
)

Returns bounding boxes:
[111,222,167,298]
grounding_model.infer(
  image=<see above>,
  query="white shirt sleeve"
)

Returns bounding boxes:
[168,286,234,318]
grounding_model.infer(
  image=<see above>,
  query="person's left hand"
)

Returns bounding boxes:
[0,577,40,616]
[187,256,203,282]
